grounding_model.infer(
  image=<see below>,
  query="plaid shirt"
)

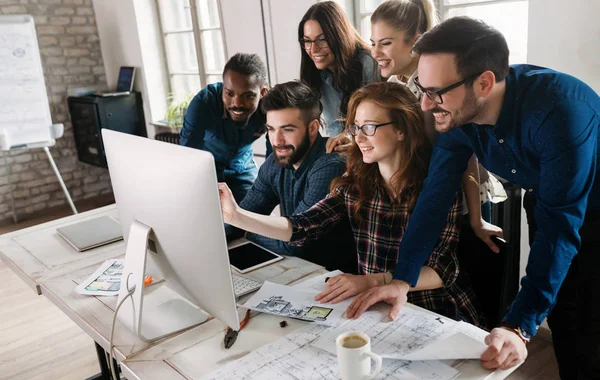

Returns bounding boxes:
[289,185,484,327]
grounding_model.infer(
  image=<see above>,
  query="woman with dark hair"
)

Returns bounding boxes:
[218,82,483,326]
[298,1,379,139]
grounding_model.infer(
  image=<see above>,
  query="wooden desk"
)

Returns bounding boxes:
[0,204,124,295]
[2,206,517,379]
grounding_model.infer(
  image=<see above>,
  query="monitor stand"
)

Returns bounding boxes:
[116,220,209,342]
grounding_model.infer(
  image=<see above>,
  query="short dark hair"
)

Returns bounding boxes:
[261,81,322,126]
[223,53,268,86]
[413,16,509,82]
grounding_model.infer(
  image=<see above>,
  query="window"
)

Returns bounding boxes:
[344,0,527,64]
[440,0,528,64]
[157,0,226,99]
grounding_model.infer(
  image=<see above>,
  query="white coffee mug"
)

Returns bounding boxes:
[336,331,382,380]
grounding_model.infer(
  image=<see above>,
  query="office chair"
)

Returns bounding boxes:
[457,183,522,328]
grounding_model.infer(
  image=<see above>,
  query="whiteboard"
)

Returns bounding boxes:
[0,15,53,150]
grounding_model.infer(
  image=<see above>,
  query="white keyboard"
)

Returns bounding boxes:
[231,273,262,298]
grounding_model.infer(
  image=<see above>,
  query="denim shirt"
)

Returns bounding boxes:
[239,134,346,255]
[179,82,266,181]
[319,50,378,136]
[392,65,600,336]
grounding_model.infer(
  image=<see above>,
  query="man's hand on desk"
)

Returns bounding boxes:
[345,280,410,321]
[480,327,528,370]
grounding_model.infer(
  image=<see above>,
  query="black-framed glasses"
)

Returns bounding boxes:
[299,36,328,50]
[348,122,393,137]
[414,72,483,104]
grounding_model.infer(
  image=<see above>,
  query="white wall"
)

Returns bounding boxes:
[93,0,169,138]
[527,0,600,92]
[262,0,316,83]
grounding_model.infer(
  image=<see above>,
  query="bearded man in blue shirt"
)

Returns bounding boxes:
[346,17,600,378]
[180,53,270,202]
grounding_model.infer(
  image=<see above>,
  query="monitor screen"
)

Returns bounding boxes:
[116,66,135,92]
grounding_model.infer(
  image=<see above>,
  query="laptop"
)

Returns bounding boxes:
[56,216,124,252]
[100,66,136,97]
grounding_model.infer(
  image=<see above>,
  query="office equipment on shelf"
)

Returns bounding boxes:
[0,14,77,222]
[68,92,146,168]
[103,129,260,341]
[100,66,136,97]
[56,216,123,252]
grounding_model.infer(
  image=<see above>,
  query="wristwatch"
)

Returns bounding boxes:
[501,324,532,343]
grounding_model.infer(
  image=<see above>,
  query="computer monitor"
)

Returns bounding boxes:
[115,66,135,92]
[101,129,240,342]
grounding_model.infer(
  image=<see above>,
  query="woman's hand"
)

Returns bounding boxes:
[471,218,504,253]
[325,134,353,153]
[218,182,240,225]
[315,274,379,304]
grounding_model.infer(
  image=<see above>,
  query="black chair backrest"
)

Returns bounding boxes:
[457,183,522,328]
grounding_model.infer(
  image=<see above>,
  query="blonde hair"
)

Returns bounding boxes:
[371,0,439,41]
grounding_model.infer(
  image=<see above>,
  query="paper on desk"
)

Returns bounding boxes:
[75,259,124,296]
[241,281,351,326]
[292,270,343,292]
[201,322,459,380]
[312,303,488,360]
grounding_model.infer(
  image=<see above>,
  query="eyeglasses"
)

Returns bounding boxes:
[413,72,483,104]
[299,36,328,50]
[348,122,393,137]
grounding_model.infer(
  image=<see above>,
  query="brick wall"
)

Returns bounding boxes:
[0,0,112,225]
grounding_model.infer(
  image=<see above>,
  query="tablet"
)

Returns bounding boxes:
[228,241,283,274]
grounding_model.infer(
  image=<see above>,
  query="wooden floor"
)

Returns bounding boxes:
[0,198,560,380]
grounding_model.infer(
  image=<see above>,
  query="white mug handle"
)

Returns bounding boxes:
[364,352,382,379]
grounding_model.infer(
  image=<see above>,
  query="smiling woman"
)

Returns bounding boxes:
[298,1,379,137]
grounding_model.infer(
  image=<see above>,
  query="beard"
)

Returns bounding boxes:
[272,131,311,169]
[432,87,482,133]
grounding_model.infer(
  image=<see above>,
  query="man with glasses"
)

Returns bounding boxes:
[237,81,356,273]
[347,17,600,378]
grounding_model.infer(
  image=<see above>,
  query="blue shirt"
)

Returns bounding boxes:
[240,134,347,255]
[179,82,267,182]
[393,65,600,336]
[320,50,378,137]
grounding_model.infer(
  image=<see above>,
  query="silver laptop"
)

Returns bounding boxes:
[56,216,123,252]
[100,66,136,97]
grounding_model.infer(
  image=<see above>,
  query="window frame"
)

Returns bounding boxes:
[437,0,528,19]
[156,0,227,96]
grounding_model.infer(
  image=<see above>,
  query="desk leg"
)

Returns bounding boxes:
[86,342,120,380]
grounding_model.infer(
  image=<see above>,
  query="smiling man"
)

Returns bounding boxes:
[345,17,600,378]
[238,81,356,273]
[180,53,269,202]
